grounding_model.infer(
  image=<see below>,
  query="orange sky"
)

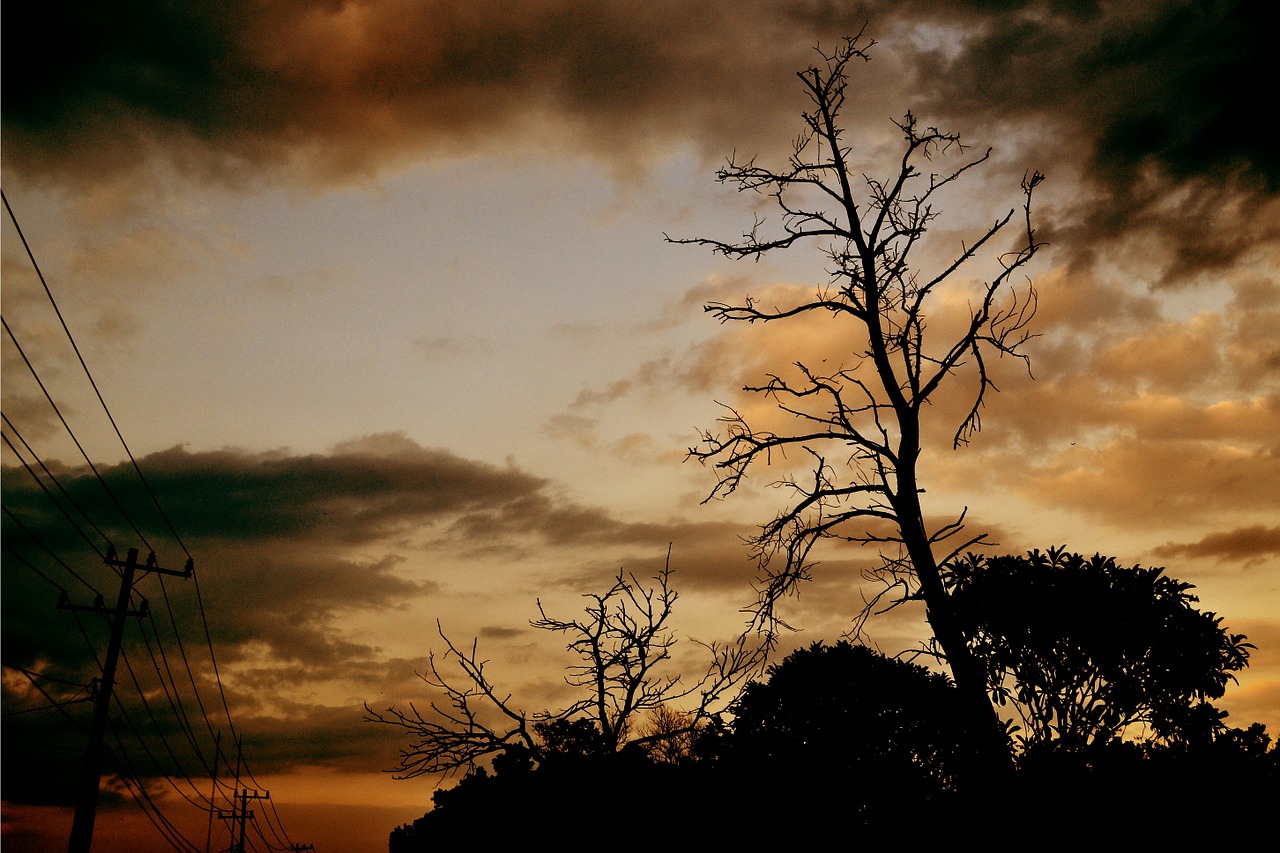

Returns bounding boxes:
[3,2,1278,851]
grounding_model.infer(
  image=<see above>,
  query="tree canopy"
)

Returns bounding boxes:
[721,641,984,807]
[947,547,1254,750]
[382,32,1274,849]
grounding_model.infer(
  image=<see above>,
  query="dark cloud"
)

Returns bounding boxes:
[1,434,549,547]
[2,432,769,808]
[1155,526,1280,562]
[1,432,758,674]
[917,1,1273,183]
[233,702,409,771]
[0,1,832,184]
[6,3,1269,186]
[0,435,536,805]
[904,0,1277,284]
[479,625,527,640]
[2,434,562,697]
[7,2,1273,290]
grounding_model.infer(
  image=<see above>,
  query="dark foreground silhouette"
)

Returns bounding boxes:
[390,641,1277,848]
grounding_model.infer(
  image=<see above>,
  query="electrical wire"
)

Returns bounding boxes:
[1,316,154,552]
[3,665,94,718]
[2,510,103,596]
[3,413,116,555]
[137,607,218,776]
[104,720,203,853]
[2,190,303,851]
[3,188,190,559]
[2,436,110,568]
[116,641,218,811]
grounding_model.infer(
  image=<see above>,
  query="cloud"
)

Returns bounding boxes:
[598,246,1279,547]
[907,0,1277,281]
[1155,526,1280,563]
[8,2,1274,305]
[6,1,1278,825]
[413,333,488,363]
[0,435,529,800]
[1,435,551,547]
[0,1,838,186]
[917,1,1274,183]
[9,3,1268,197]
[2,431,775,806]
[0,433,615,674]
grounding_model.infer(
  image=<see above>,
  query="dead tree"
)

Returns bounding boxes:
[668,33,1043,776]
[365,556,761,779]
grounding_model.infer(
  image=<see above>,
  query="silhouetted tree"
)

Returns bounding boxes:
[635,703,702,765]
[719,641,984,820]
[947,547,1254,752]
[669,31,1042,773]
[365,555,761,779]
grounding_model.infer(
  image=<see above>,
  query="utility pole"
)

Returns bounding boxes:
[218,787,269,853]
[235,787,270,853]
[64,546,193,853]
[205,730,221,853]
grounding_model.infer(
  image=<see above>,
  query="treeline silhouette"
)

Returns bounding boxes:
[380,34,1279,845]
[388,551,1276,848]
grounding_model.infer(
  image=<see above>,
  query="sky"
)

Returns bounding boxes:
[2,1,1278,850]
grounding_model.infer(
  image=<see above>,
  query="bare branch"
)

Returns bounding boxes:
[368,549,764,779]
[363,621,536,779]
[673,33,1043,776]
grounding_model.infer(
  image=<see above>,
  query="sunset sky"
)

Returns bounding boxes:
[3,2,1277,851]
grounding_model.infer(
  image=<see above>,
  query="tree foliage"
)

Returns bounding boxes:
[388,624,1274,850]
[947,547,1254,750]
[722,641,984,804]
[670,31,1043,772]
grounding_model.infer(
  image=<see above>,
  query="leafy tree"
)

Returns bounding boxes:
[670,32,1042,772]
[720,641,984,814]
[946,547,1254,751]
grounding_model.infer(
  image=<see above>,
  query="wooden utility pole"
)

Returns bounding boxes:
[205,730,221,853]
[218,787,269,853]
[64,546,192,853]
[236,788,270,853]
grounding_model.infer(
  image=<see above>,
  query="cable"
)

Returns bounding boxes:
[137,608,216,776]
[3,189,192,560]
[2,190,299,847]
[2,509,104,596]
[1,316,154,552]
[2,429,112,561]
[3,413,116,554]
[104,720,202,853]
[3,665,94,718]
[116,641,218,811]
[2,541,70,596]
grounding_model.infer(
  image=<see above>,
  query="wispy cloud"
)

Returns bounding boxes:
[1156,526,1280,563]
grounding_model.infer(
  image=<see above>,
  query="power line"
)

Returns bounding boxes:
[3,419,114,558]
[2,316,154,552]
[2,190,303,852]
[3,188,192,560]
[2,509,104,596]
[4,665,95,719]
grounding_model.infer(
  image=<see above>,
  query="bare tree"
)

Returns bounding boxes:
[635,704,702,765]
[668,33,1043,775]
[365,555,761,779]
